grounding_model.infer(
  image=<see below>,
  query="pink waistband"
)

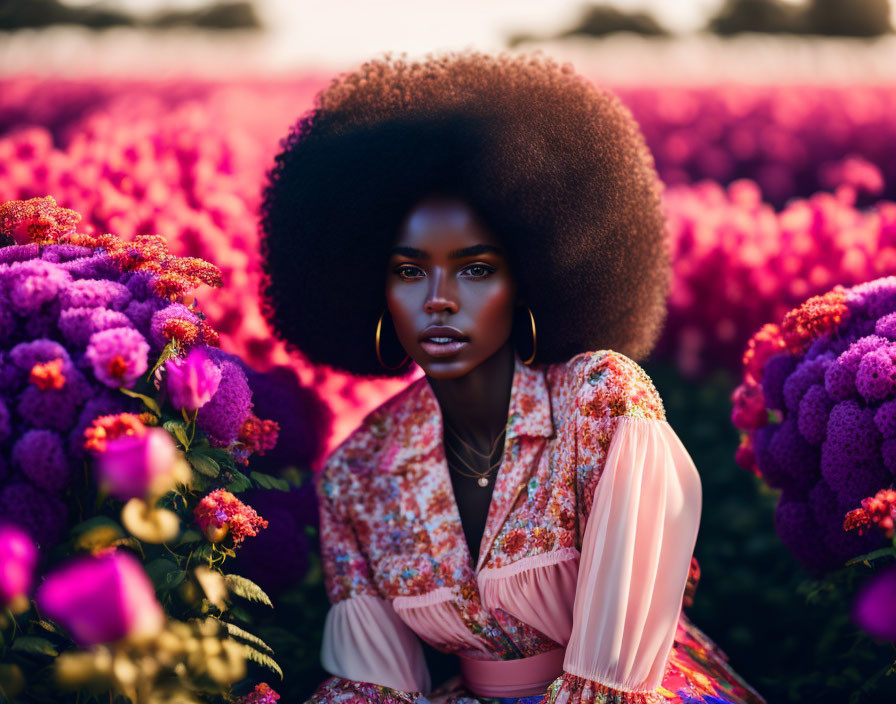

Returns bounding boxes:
[458,647,566,697]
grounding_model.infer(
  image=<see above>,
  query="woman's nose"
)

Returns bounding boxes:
[423,271,458,314]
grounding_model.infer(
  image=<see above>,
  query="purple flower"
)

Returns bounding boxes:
[821,400,888,510]
[825,336,889,402]
[9,338,70,371]
[3,259,72,315]
[0,482,67,549]
[874,400,896,438]
[761,353,798,411]
[36,550,165,647]
[0,523,38,612]
[67,392,139,460]
[852,564,896,642]
[17,364,92,432]
[882,437,896,476]
[0,244,40,265]
[149,303,199,351]
[12,429,72,491]
[123,297,168,337]
[783,354,834,413]
[774,494,836,576]
[797,384,833,446]
[122,271,156,301]
[40,244,93,263]
[0,397,9,444]
[196,349,253,446]
[58,306,133,347]
[85,327,149,388]
[59,279,132,311]
[875,312,896,340]
[767,416,820,497]
[165,347,222,412]
[856,347,896,402]
[59,253,121,280]
[94,427,178,501]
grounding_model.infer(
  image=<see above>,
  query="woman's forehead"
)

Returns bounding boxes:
[394,196,502,251]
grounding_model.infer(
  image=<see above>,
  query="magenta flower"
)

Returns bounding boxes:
[0,523,38,612]
[94,426,178,501]
[165,346,222,412]
[852,563,896,642]
[85,326,149,389]
[36,550,165,647]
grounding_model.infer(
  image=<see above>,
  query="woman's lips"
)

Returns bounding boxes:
[419,338,469,357]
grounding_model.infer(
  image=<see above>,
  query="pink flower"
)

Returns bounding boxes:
[730,382,768,430]
[165,346,222,411]
[93,426,178,501]
[36,550,165,647]
[852,564,896,642]
[0,523,38,612]
[238,683,280,704]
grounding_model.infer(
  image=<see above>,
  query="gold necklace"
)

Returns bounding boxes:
[443,422,506,487]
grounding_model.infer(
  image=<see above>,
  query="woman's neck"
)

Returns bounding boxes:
[425,342,515,449]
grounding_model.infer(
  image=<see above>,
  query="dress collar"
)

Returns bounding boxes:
[413,349,554,443]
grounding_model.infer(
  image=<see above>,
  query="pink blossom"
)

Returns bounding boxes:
[0,523,38,611]
[165,346,222,411]
[36,550,165,647]
[93,426,178,501]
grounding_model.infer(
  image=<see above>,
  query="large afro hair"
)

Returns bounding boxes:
[259,49,671,378]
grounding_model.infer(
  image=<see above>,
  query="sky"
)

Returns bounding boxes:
[57,0,761,63]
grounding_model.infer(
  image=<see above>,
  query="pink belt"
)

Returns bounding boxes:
[457,647,566,697]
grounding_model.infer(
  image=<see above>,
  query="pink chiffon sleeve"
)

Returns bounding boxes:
[303,464,431,703]
[543,352,702,704]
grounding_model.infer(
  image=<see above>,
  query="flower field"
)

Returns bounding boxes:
[3,73,896,702]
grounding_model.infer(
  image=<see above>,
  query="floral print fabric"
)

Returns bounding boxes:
[306,350,766,704]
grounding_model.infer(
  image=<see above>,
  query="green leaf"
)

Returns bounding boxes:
[118,386,161,417]
[163,420,190,448]
[70,515,121,537]
[221,622,274,654]
[176,529,203,546]
[147,341,180,380]
[250,471,290,492]
[224,574,273,607]
[11,636,58,657]
[164,570,186,589]
[188,453,220,478]
[226,469,252,493]
[845,546,896,566]
[240,644,283,679]
[35,620,65,637]
[145,558,179,589]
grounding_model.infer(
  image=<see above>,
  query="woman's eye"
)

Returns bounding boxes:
[396,265,424,280]
[463,264,495,278]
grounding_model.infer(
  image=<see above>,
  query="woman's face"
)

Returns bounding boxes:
[385,196,518,379]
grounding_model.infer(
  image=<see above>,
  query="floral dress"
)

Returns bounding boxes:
[305,349,767,704]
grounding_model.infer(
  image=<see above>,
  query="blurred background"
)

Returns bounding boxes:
[3,1,896,702]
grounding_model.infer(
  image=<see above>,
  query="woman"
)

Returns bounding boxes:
[259,50,766,704]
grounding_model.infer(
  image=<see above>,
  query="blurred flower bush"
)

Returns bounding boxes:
[729,276,896,697]
[5,78,896,451]
[0,195,324,702]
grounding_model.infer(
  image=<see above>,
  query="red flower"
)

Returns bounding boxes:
[237,683,280,704]
[502,529,526,556]
[238,413,280,459]
[742,323,787,385]
[194,489,268,547]
[0,196,80,244]
[844,488,896,539]
[780,286,850,354]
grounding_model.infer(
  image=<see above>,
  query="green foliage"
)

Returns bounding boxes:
[224,575,273,608]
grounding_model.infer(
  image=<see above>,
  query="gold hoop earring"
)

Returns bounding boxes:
[522,306,536,365]
[376,309,410,370]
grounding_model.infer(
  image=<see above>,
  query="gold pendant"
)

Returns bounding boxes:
[478,477,489,487]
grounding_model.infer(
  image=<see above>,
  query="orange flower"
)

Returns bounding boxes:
[29,357,66,390]
[0,196,80,244]
[742,323,787,385]
[780,286,850,354]
[84,413,147,453]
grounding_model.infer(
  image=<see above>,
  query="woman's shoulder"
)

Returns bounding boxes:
[547,348,665,422]
[319,375,428,481]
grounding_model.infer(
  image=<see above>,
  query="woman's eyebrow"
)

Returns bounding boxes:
[389,244,503,259]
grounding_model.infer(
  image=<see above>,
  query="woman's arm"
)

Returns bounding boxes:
[304,459,431,703]
[541,351,702,703]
